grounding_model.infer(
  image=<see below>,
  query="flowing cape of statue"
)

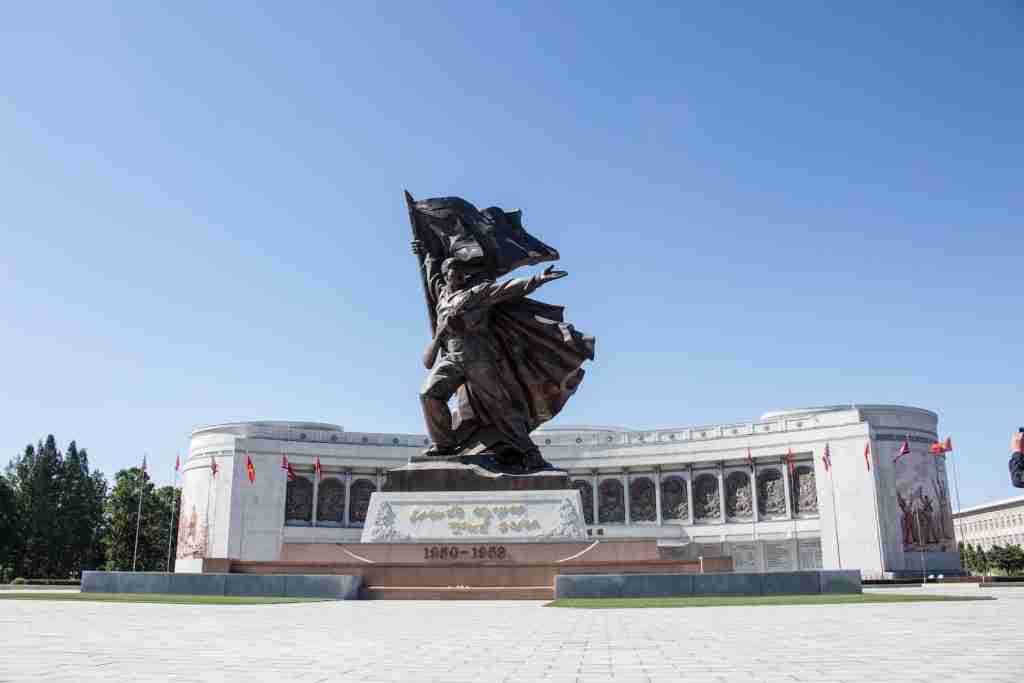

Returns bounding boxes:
[405,191,596,457]
[452,297,596,455]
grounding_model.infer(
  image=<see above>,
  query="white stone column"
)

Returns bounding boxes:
[717,463,726,524]
[654,468,663,526]
[591,470,599,526]
[623,471,631,525]
[686,466,694,525]
[311,473,319,527]
[751,461,759,523]
[782,461,794,520]
[343,470,352,527]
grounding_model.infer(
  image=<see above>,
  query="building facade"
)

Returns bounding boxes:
[953,495,1024,551]
[176,404,960,578]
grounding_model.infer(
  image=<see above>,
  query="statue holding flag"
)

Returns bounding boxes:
[405,192,596,472]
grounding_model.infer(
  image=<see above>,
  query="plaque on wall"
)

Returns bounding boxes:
[762,540,795,572]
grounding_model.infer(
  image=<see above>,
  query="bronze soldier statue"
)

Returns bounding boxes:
[405,193,595,472]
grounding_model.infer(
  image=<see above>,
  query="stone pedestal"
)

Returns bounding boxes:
[360,489,587,543]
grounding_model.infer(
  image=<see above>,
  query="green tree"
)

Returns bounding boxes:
[56,442,107,576]
[976,547,989,575]
[103,469,178,571]
[964,543,977,574]
[8,437,64,577]
[0,475,18,582]
[990,544,1024,576]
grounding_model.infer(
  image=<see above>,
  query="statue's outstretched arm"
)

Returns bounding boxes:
[472,265,568,307]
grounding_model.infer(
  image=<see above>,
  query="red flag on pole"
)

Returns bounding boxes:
[785,448,795,476]
[246,455,256,484]
[314,456,322,480]
[929,441,945,455]
[894,437,911,462]
[280,454,289,472]
[823,443,832,472]
[943,437,953,452]
[210,459,219,477]
[286,463,297,482]
[175,455,180,472]
[864,442,872,471]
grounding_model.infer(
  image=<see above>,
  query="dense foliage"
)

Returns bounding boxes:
[1,435,179,581]
[961,541,1024,576]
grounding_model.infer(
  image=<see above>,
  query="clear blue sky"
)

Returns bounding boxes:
[2,3,1021,507]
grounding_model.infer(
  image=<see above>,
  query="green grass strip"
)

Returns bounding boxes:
[0,592,327,605]
[547,593,992,609]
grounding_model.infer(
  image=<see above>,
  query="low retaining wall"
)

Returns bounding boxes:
[554,570,861,599]
[80,572,361,600]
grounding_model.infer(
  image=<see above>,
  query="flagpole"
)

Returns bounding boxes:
[132,454,146,572]
[948,445,962,513]
[826,445,842,569]
[165,458,178,572]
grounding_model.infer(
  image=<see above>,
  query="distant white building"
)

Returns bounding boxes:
[954,495,1024,551]
[176,404,960,579]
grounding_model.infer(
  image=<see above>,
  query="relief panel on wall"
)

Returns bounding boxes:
[725,471,753,520]
[598,479,625,524]
[660,475,688,520]
[629,476,656,522]
[349,478,377,525]
[757,469,786,517]
[793,466,818,515]
[284,476,313,525]
[572,479,594,525]
[894,448,956,553]
[316,476,346,526]
[693,473,721,521]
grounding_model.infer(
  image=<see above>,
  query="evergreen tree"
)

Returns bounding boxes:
[976,547,989,575]
[964,544,977,574]
[9,437,63,577]
[103,469,177,571]
[0,475,17,582]
[56,442,107,576]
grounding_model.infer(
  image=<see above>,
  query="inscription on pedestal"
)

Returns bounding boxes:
[361,490,587,543]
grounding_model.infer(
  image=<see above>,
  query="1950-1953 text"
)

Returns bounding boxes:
[423,545,507,561]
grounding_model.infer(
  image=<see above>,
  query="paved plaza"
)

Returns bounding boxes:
[0,586,1019,682]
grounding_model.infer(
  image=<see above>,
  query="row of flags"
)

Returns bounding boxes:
[156,434,957,485]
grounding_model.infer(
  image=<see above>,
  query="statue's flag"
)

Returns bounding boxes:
[246,455,256,484]
[823,443,832,472]
[864,442,872,471]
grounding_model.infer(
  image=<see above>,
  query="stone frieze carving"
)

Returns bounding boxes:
[629,477,656,522]
[368,502,411,542]
[660,475,688,520]
[757,469,786,517]
[693,474,720,520]
[542,498,587,539]
[725,471,753,519]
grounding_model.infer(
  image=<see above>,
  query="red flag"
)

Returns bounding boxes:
[280,454,290,472]
[210,459,219,477]
[864,442,872,471]
[894,437,911,462]
[785,448,795,476]
[823,443,832,472]
[175,455,180,472]
[246,455,256,484]
[286,463,297,482]
[943,437,953,452]
[930,441,945,455]
[314,456,322,480]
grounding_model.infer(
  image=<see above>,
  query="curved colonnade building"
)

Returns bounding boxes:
[176,404,960,578]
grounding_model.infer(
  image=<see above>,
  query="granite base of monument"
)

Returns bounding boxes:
[553,569,862,599]
[81,571,362,599]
